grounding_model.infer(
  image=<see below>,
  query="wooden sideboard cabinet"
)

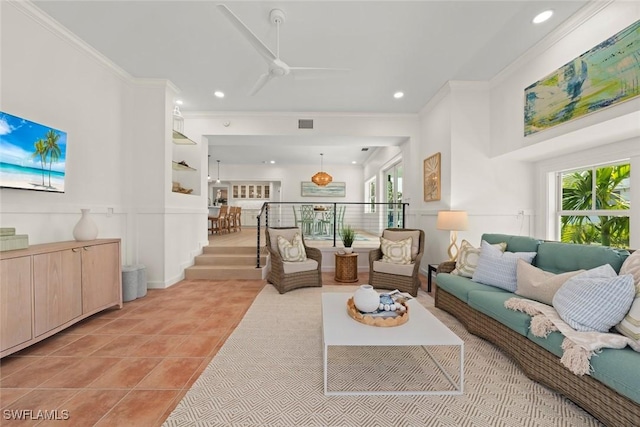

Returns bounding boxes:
[0,239,122,357]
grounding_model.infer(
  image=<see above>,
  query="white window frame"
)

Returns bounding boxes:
[555,161,630,245]
[364,176,376,213]
[535,140,639,249]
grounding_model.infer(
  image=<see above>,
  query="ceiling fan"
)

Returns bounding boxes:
[217,4,349,96]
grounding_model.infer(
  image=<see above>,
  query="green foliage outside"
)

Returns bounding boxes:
[561,164,630,248]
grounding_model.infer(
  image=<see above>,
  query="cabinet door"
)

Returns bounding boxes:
[33,249,82,337]
[0,257,32,352]
[82,243,121,314]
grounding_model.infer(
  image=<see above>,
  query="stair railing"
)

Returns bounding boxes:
[254,201,408,269]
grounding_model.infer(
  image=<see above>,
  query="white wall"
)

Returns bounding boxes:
[0,2,205,288]
[490,1,640,159]
[416,82,534,269]
[0,1,130,249]
[489,0,639,244]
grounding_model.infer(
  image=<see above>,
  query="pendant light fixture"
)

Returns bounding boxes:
[216,160,221,183]
[311,153,332,186]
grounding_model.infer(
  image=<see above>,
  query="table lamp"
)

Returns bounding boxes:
[436,210,468,261]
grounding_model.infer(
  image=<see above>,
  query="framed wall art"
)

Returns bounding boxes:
[301,181,346,197]
[423,152,441,202]
[524,20,640,136]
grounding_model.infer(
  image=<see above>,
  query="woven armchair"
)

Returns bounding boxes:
[369,228,425,296]
[265,227,323,294]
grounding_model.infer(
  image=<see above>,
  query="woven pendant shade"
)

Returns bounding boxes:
[311,153,332,186]
[312,171,332,186]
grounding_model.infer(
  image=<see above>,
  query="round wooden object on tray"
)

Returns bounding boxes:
[346,297,409,327]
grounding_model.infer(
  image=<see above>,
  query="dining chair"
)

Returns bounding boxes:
[299,205,316,237]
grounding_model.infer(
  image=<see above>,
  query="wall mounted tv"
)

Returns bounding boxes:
[0,111,67,193]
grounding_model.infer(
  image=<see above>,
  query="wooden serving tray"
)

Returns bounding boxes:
[346,297,409,327]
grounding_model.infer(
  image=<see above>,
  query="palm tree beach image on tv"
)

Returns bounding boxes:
[0,111,67,193]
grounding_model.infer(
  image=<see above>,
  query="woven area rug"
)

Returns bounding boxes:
[163,286,601,427]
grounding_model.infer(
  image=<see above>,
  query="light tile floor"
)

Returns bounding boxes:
[0,272,428,426]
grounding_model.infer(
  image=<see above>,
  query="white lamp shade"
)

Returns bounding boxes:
[436,211,468,231]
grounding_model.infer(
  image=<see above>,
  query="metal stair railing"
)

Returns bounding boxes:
[255,202,408,268]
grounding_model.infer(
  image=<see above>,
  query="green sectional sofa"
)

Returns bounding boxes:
[435,233,639,427]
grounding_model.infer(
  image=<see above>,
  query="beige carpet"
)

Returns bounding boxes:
[163,285,601,426]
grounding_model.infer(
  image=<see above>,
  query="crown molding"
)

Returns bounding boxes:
[418,82,451,117]
[490,0,613,87]
[8,0,132,82]
[182,111,419,119]
[131,78,181,94]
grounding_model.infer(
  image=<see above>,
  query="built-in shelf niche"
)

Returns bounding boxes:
[172,161,197,172]
[171,107,200,195]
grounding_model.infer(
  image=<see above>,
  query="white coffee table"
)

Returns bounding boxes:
[322,292,464,396]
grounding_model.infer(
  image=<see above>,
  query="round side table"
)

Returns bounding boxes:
[335,252,358,283]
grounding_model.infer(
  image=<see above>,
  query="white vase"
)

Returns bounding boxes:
[344,247,353,254]
[73,209,98,241]
[353,284,380,313]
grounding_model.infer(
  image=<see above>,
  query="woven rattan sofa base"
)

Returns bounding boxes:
[435,287,640,427]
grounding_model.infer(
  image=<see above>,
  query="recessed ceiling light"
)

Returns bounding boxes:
[214,91,225,98]
[351,161,357,164]
[533,10,553,24]
[270,160,275,164]
[393,91,404,99]
[175,99,183,105]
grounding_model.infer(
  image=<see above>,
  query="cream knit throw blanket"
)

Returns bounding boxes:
[504,298,640,376]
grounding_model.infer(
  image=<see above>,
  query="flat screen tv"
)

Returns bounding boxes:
[0,111,67,193]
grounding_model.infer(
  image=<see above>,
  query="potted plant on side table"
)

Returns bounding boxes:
[341,225,356,253]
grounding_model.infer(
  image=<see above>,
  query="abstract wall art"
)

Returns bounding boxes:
[423,152,441,202]
[524,20,640,136]
[301,181,346,197]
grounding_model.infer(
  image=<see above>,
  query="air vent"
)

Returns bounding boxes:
[361,147,369,151]
[298,119,313,129]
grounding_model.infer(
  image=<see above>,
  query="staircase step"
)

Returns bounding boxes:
[194,253,267,266]
[202,246,265,255]
[185,265,266,280]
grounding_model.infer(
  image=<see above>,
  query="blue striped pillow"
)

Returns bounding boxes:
[472,240,536,292]
[552,264,635,332]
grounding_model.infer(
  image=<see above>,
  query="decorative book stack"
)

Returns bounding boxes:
[0,228,29,251]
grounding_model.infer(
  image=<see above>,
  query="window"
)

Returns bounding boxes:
[558,162,630,248]
[365,177,376,213]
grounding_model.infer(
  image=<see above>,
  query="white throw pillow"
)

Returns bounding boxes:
[515,259,584,306]
[277,233,307,262]
[553,264,635,333]
[380,236,413,265]
[452,240,507,278]
[616,251,640,342]
[471,240,536,292]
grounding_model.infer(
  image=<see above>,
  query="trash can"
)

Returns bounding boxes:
[136,264,147,298]
[122,265,139,302]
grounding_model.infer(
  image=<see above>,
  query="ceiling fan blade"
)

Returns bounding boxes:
[217,4,276,63]
[289,67,350,80]
[249,73,272,96]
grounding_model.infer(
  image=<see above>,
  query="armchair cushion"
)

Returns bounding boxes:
[381,229,420,260]
[380,236,412,264]
[268,228,300,253]
[277,233,307,262]
[283,259,319,274]
[373,260,414,277]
